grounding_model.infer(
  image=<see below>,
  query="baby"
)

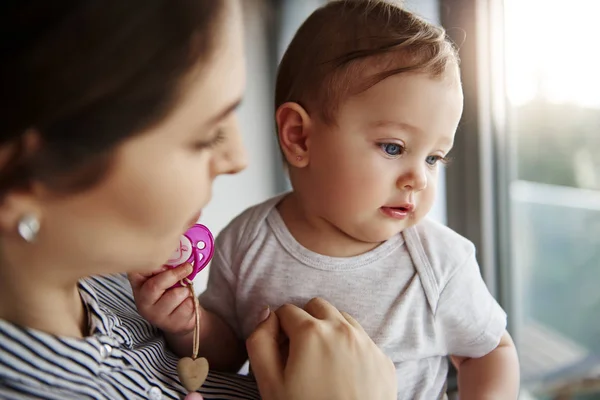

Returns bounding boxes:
[134,1,519,398]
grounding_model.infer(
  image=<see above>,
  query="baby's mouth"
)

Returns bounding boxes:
[380,203,415,219]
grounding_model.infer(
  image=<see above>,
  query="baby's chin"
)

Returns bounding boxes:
[365,231,403,244]
[362,219,419,242]
[350,227,403,245]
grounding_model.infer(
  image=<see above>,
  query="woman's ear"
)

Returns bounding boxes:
[0,191,42,241]
[0,132,43,240]
[275,102,312,168]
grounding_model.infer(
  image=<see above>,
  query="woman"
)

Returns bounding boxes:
[0,0,397,399]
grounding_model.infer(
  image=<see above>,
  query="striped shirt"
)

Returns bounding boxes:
[0,274,260,400]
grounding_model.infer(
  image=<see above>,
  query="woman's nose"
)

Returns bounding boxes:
[211,119,248,177]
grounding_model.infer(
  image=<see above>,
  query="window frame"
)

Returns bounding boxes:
[440,0,518,336]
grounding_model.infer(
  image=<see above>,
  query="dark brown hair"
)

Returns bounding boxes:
[275,0,459,124]
[0,0,225,196]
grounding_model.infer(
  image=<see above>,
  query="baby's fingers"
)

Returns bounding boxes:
[168,297,197,332]
[139,264,193,305]
[153,287,192,316]
[128,265,168,290]
[149,292,196,332]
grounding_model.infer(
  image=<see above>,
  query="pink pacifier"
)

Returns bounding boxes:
[165,224,214,288]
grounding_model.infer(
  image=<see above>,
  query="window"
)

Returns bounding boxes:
[504,1,600,398]
[442,0,599,398]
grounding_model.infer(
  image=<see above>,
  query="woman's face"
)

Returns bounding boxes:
[12,1,247,280]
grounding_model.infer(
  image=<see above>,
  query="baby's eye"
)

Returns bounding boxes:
[380,143,404,156]
[425,155,445,165]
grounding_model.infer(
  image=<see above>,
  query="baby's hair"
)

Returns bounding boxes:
[275,0,460,124]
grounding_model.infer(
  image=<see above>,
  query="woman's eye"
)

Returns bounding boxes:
[380,143,403,156]
[192,129,226,151]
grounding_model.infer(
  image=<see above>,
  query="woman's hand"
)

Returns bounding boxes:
[246,298,397,400]
[128,264,198,336]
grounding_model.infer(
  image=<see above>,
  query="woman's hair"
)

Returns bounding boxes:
[275,0,459,124]
[0,0,225,196]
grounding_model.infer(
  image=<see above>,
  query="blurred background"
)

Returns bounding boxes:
[195,1,600,398]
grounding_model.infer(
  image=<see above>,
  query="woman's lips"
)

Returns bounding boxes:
[187,211,202,228]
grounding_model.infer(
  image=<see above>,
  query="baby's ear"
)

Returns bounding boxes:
[275,102,312,168]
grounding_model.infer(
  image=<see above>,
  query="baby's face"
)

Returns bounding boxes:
[304,67,463,243]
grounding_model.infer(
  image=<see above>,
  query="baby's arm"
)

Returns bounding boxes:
[194,242,249,372]
[435,247,520,399]
[450,331,520,400]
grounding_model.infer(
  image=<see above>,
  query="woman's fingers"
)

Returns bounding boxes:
[340,311,365,332]
[303,297,344,321]
[254,299,397,400]
[246,310,284,397]
[273,303,316,338]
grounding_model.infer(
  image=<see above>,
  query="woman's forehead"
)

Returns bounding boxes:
[182,2,246,129]
[151,3,246,136]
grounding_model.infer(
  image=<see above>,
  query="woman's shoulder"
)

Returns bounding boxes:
[81,273,154,341]
[0,273,261,399]
[82,274,139,316]
[83,273,133,301]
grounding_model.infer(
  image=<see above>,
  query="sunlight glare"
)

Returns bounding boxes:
[504,0,600,108]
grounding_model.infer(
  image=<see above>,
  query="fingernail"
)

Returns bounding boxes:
[257,306,270,325]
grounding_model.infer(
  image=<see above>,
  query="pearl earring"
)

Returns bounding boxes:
[18,214,40,243]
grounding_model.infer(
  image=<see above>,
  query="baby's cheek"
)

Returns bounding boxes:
[419,188,437,217]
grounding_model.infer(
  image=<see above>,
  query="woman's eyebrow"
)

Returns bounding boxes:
[205,98,243,127]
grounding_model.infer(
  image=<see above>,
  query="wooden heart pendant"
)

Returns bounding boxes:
[175,279,210,393]
[177,357,209,392]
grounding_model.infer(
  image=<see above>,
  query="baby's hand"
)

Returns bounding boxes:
[129,264,199,336]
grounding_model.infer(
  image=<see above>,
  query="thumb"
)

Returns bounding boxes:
[246,309,283,397]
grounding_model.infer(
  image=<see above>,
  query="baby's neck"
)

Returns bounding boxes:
[0,258,87,338]
[277,194,382,257]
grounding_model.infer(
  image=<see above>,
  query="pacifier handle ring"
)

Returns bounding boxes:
[178,239,200,287]
[191,246,200,271]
